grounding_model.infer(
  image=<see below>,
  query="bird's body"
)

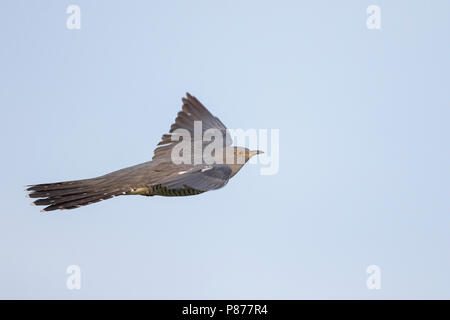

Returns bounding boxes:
[27,93,262,211]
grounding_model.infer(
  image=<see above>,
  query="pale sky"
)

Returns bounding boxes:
[0,0,449,299]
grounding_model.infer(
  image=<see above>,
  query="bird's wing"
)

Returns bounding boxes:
[158,164,232,191]
[152,93,232,161]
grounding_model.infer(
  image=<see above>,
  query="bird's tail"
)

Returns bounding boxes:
[27,176,129,212]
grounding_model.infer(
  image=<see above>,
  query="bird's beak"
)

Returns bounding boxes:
[249,150,264,157]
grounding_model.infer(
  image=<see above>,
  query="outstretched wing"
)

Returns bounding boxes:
[153,93,232,161]
[159,164,232,191]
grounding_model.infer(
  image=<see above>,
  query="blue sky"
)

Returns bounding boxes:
[0,0,449,299]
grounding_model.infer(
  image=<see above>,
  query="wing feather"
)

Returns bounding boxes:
[153,93,232,161]
[159,164,232,191]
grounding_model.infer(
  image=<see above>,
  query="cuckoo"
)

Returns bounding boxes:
[27,93,263,211]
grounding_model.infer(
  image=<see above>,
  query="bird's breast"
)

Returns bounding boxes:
[150,184,204,197]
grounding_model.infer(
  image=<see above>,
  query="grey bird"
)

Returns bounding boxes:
[27,93,263,211]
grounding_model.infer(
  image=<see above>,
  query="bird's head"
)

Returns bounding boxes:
[233,147,264,162]
[222,146,263,177]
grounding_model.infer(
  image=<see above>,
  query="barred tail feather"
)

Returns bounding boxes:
[27,177,127,211]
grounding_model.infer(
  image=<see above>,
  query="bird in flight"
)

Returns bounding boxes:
[27,93,263,211]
